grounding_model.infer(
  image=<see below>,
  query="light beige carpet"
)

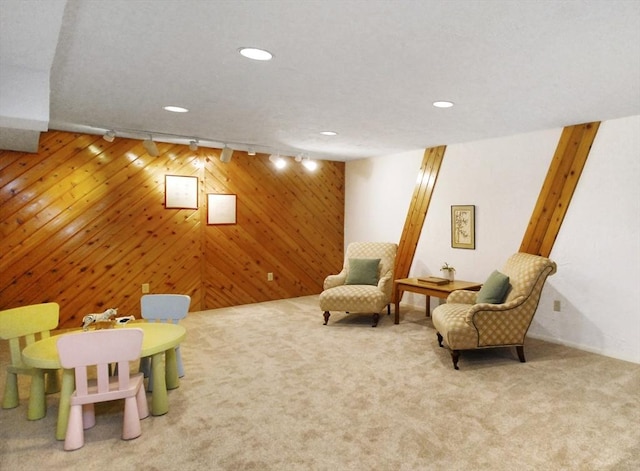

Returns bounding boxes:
[1,295,639,470]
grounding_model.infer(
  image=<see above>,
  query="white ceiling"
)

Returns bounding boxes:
[1,0,639,161]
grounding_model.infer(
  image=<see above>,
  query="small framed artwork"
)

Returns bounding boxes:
[451,205,475,249]
[207,194,237,225]
[165,175,198,209]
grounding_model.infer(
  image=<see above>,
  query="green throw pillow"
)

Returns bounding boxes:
[476,270,510,304]
[345,258,381,286]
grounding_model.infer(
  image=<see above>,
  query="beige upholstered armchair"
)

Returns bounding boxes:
[432,252,557,369]
[319,242,398,327]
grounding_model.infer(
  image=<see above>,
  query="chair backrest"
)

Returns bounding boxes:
[0,303,59,367]
[141,294,191,324]
[502,252,557,304]
[57,329,143,396]
[344,242,398,281]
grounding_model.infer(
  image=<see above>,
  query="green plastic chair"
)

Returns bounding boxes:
[0,302,60,419]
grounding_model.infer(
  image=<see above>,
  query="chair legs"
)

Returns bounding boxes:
[450,351,461,370]
[136,381,149,419]
[323,310,381,327]
[516,345,526,363]
[175,346,184,378]
[2,371,18,409]
[64,404,85,451]
[141,346,184,392]
[122,396,142,440]
[64,391,146,451]
[437,332,528,369]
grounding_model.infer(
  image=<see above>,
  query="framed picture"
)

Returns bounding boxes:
[207,194,237,225]
[165,175,198,209]
[451,205,475,249]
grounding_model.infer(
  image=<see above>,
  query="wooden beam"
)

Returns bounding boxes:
[394,146,446,289]
[520,122,600,257]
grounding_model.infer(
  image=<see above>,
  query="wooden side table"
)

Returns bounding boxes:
[393,278,482,324]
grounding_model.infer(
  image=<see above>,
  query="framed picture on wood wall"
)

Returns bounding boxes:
[451,205,475,249]
[207,194,237,225]
[165,175,198,209]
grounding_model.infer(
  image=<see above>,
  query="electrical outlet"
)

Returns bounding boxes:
[553,300,561,312]
[142,283,150,294]
[267,272,274,281]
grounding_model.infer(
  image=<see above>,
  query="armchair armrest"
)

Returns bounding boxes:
[464,296,530,346]
[447,290,478,305]
[377,272,394,299]
[323,270,347,290]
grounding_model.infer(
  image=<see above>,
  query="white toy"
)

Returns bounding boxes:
[82,308,118,330]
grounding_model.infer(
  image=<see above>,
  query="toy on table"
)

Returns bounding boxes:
[81,308,118,330]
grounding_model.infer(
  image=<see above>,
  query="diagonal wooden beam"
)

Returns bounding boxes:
[394,146,446,291]
[520,122,600,257]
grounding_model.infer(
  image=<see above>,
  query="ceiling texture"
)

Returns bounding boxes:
[1,0,639,161]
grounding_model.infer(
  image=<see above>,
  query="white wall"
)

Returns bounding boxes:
[345,115,640,363]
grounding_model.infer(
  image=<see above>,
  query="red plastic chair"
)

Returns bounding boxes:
[56,328,148,451]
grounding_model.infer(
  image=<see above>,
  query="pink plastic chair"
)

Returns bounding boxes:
[56,329,148,451]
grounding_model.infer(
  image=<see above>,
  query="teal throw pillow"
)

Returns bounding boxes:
[476,270,511,304]
[345,258,381,286]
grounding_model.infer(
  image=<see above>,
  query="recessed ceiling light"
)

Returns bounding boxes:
[238,47,273,61]
[163,105,189,113]
[433,101,454,108]
[320,131,338,136]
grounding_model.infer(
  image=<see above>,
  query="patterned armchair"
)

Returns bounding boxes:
[319,242,398,327]
[432,252,557,369]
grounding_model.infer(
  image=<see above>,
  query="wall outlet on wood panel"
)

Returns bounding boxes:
[142,283,150,294]
[267,272,274,282]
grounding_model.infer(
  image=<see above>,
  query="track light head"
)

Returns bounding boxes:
[103,130,116,142]
[143,137,159,157]
[269,153,287,169]
[220,146,233,163]
[302,159,318,171]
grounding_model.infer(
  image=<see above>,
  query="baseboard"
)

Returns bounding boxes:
[527,332,640,365]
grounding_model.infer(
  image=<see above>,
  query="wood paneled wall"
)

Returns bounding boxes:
[0,131,345,328]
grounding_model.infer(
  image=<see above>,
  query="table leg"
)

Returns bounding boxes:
[151,351,168,416]
[45,369,60,394]
[165,347,180,390]
[27,369,45,420]
[55,368,75,440]
[394,287,402,324]
[425,295,431,317]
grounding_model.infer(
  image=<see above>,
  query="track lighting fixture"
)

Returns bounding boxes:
[189,139,198,151]
[143,136,159,157]
[103,130,116,142]
[220,146,233,163]
[302,158,318,171]
[269,153,287,169]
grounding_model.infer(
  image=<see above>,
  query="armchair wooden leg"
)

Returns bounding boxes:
[451,350,460,370]
[516,345,526,363]
[436,332,443,347]
[323,311,330,325]
[386,304,390,315]
[372,313,379,328]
